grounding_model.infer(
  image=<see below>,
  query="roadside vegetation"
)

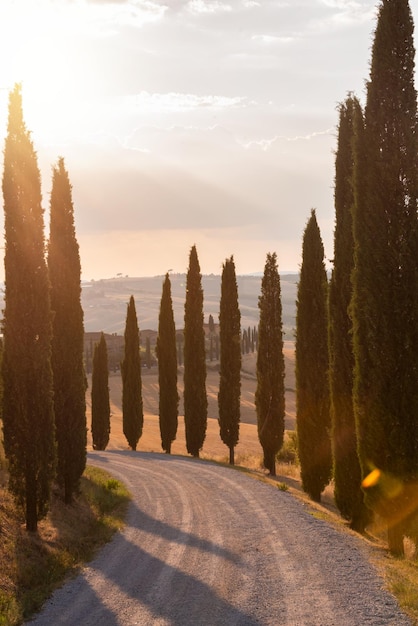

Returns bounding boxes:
[0,461,130,626]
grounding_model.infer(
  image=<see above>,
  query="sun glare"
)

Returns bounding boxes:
[0,1,110,144]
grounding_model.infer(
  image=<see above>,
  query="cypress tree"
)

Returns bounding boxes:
[296,210,332,502]
[157,273,178,454]
[2,84,55,531]
[329,97,369,531]
[121,297,143,451]
[48,158,86,504]
[255,252,285,476]
[91,333,110,451]
[218,256,241,465]
[183,245,207,457]
[351,0,418,555]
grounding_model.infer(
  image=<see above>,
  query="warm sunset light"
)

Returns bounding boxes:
[1,0,417,281]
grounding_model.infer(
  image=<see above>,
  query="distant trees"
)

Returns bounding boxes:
[48,158,87,504]
[121,297,143,451]
[296,210,331,502]
[2,84,56,531]
[351,0,418,555]
[218,256,241,465]
[157,273,179,454]
[255,252,285,476]
[183,245,207,457]
[329,97,369,532]
[91,333,111,451]
[145,337,152,369]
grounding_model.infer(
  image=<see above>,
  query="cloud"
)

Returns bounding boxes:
[251,34,295,45]
[125,91,249,113]
[241,128,335,151]
[187,0,232,14]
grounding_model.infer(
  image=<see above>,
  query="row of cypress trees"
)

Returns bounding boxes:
[90,245,287,474]
[295,0,418,556]
[182,247,286,471]
[2,85,86,530]
[330,0,418,555]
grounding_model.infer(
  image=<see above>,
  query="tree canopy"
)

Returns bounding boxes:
[157,273,178,454]
[48,157,86,504]
[296,210,331,502]
[218,256,241,465]
[121,296,143,451]
[183,245,207,457]
[2,84,55,531]
[255,252,285,476]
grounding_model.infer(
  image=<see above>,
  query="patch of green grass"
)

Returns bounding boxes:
[385,558,418,624]
[278,482,289,492]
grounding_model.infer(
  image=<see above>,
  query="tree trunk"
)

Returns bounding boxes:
[229,446,234,466]
[264,451,276,476]
[387,522,404,557]
[64,476,73,505]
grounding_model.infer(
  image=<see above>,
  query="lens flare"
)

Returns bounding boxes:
[362,468,381,488]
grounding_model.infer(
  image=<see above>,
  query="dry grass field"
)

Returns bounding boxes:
[86,343,296,469]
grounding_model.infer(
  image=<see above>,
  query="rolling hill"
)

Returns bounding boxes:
[82,272,298,338]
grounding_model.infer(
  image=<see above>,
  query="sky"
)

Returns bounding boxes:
[0,0,417,280]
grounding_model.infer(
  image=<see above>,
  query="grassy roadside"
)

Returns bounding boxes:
[0,466,130,626]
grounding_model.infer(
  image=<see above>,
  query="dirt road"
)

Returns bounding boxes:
[28,451,410,626]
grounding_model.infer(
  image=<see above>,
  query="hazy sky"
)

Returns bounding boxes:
[0,0,417,279]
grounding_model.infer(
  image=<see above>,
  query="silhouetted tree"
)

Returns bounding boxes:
[255,252,285,476]
[157,273,178,453]
[208,314,215,334]
[351,0,418,555]
[329,97,369,531]
[145,336,152,369]
[183,245,207,457]
[177,333,183,366]
[296,210,332,502]
[121,297,143,450]
[241,330,247,355]
[2,84,55,531]
[91,333,110,451]
[48,158,87,504]
[218,256,241,465]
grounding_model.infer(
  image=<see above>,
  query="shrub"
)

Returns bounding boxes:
[276,431,298,465]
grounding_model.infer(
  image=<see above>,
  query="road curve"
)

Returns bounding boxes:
[28,451,410,626]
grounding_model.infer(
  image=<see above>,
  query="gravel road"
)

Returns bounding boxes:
[28,450,411,626]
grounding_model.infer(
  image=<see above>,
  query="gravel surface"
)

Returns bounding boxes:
[28,451,411,625]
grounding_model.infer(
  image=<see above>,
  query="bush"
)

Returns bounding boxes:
[276,431,298,465]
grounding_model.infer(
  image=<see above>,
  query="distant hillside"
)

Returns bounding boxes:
[82,273,298,338]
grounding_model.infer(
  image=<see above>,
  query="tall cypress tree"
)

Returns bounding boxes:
[329,97,369,532]
[91,333,110,451]
[48,158,86,504]
[218,256,241,465]
[157,273,178,454]
[2,84,55,531]
[121,297,143,451]
[296,210,332,502]
[255,252,285,476]
[351,0,418,555]
[183,245,207,457]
